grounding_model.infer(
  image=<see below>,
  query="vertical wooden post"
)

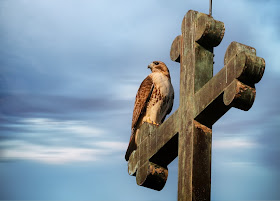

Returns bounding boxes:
[178,11,212,200]
[177,11,222,201]
[177,11,195,200]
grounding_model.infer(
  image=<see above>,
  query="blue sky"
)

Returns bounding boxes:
[0,0,279,200]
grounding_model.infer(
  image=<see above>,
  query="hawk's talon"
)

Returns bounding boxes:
[144,118,160,126]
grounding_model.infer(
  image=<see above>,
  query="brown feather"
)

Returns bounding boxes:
[125,61,174,161]
[125,75,154,161]
[131,75,154,130]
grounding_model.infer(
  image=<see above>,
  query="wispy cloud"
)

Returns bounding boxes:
[1,140,102,164]
[0,93,130,119]
[213,137,257,150]
[92,141,127,151]
[0,117,127,164]
[21,118,104,137]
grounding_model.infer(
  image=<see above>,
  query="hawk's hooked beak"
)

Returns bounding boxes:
[148,63,153,70]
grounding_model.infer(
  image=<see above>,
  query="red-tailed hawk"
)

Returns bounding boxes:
[125,61,174,161]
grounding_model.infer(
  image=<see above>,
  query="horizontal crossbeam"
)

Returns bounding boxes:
[194,50,265,127]
[128,110,179,176]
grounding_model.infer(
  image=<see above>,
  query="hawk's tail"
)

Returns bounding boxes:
[125,129,137,161]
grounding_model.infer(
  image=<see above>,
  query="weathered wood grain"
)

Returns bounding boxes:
[126,9,265,201]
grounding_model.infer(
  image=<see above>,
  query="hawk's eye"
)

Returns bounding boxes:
[153,61,159,65]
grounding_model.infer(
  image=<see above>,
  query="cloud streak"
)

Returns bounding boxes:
[0,117,127,164]
[0,93,130,119]
[1,140,101,164]
[213,137,257,150]
[1,139,127,164]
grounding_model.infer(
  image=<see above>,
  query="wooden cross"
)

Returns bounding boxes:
[127,10,265,201]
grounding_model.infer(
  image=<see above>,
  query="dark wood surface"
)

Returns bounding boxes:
[126,10,265,201]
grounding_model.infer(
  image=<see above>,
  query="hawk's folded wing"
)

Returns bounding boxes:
[125,75,154,161]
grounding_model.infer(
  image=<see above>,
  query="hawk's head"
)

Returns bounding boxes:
[148,61,170,78]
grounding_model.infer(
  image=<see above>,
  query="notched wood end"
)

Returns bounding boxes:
[195,14,225,48]
[233,81,256,111]
[136,162,168,191]
[181,10,198,34]
[170,35,182,63]
[239,54,265,85]
[128,150,138,176]
[223,79,256,111]
[224,42,256,65]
